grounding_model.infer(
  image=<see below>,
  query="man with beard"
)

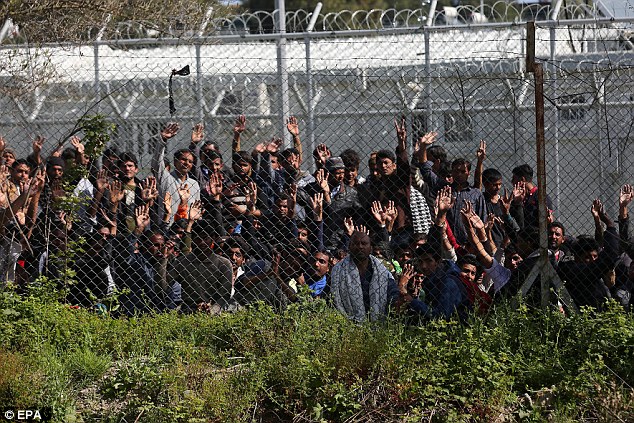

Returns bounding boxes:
[548,221,570,264]
[109,152,146,235]
[316,157,362,248]
[152,123,200,227]
[330,230,399,322]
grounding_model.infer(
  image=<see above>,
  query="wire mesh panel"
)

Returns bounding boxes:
[0,16,633,316]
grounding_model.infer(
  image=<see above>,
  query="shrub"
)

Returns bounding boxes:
[1,291,633,422]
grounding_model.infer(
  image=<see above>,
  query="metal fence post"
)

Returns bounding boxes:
[305,3,322,174]
[550,25,560,215]
[424,27,432,132]
[94,42,100,114]
[275,0,291,148]
[196,43,205,125]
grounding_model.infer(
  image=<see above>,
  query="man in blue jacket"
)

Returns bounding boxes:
[401,243,471,321]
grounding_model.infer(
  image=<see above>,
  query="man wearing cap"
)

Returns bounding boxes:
[319,157,362,249]
[322,157,346,201]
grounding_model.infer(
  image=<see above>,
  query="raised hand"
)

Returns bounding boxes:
[485,212,503,233]
[70,136,85,155]
[51,143,64,158]
[371,201,387,225]
[208,172,223,198]
[512,182,526,204]
[267,137,282,153]
[140,176,159,203]
[343,216,354,236]
[437,186,455,214]
[51,180,66,202]
[417,131,438,149]
[398,263,415,295]
[384,201,398,226]
[161,122,180,141]
[315,143,331,165]
[286,116,299,137]
[57,210,73,230]
[14,209,26,226]
[163,191,173,217]
[191,123,204,144]
[311,192,324,220]
[188,199,204,221]
[31,169,46,194]
[462,200,485,230]
[476,139,486,162]
[620,184,633,209]
[316,168,329,193]
[591,198,612,226]
[500,188,512,215]
[0,135,5,152]
[591,198,602,221]
[99,208,117,229]
[178,183,191,204]
[95,169,108,193]
[19,178,32,195]
[108,180,125,204]
[247,181,258,205]
[354,224,370,236]
[394,116,407,144]
[134,204,150,233]
[254,142,266,154]
[233,115,246,135]
[287,183,297,204]
[32,135,44,155]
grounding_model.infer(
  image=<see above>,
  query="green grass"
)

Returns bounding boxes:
[0,289,633,422]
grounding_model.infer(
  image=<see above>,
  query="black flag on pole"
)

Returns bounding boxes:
[169,65,190,117]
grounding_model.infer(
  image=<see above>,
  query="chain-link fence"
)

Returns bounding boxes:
[0,8,633,317]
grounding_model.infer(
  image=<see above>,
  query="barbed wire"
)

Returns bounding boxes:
[84,3,605,40]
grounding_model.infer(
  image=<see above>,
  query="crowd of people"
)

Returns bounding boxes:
[0,115,631,320]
